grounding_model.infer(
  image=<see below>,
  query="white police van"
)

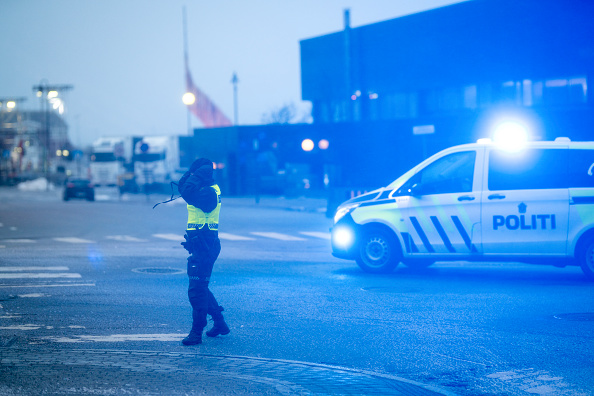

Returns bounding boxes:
[331,138,594,280]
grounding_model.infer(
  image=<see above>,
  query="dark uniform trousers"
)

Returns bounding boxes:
[186,228,222,331]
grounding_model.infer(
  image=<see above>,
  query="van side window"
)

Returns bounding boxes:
[404,151,476,195]
[567,150,594,188]
[488,149,567,191]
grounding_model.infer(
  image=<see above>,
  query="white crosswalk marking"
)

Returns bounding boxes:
[53,237,95,244]
[43,333,185,343]
[250,232,306,241]
[299,231,331,240]
[218,232,255,241]
[0,283,95,288]
[0,273,82,279]
[153,233,184,242]
[0,267,88,285]
[0,266,69,272]
[2,239,36,243]
[106,235,148,242]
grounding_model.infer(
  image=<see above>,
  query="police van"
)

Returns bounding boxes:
[331,138,594,280]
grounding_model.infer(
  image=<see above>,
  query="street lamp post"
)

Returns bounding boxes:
[231,72,239,125]
[32,82,73,188]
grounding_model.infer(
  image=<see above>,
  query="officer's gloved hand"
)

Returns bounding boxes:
[181,234,192,253]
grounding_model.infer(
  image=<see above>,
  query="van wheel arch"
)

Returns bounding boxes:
[355,223,402,274]
[575,230,594,281]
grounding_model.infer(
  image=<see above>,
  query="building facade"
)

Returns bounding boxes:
[0,109,71,184]
[300,0,593,140]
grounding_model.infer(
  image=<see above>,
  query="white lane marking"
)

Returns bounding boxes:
[299,231,331,240]
[2,239,36,243]
[487,369,577,395]
[0,283,94,288]
[18,293,48,298]
[0,324,41,331]
[0,273,81,279]
[53,237,95,244]
[153,233,184,242]
[43,333,185,343]
[106,235,148,242]
[0,266,69,272]
[250,232,306,241]
[218,232,255,241]
[9,227,17,231]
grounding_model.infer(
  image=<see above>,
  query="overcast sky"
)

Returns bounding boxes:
[1,0,466,146]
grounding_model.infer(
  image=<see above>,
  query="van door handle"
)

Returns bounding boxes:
[458,195,475,201]
[488,194,506,200]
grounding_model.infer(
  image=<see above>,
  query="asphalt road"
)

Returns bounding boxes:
[0,186,593,395]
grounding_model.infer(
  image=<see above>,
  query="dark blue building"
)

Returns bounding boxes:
[300,0,593,138]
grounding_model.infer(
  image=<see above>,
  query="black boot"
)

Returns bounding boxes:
[182,329,202,345]
[206,308,230,337]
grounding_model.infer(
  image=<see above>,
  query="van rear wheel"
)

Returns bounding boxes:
[578,236,594,281]
[356,228,400,274]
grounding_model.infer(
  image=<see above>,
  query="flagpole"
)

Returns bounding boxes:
[183,6,189,65]
[182,6,193,136]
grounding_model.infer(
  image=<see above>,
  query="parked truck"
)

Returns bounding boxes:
[89,137,132,187]
[134,136,182,191]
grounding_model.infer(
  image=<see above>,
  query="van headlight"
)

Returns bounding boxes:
[334,203,360,223]
[332,226,355,249]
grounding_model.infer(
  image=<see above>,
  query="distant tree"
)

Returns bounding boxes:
[261,103,297,124]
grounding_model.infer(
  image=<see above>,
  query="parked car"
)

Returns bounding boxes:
[63,179,95,201]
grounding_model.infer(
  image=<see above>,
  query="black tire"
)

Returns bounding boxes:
[355,227,400,274]
[578,235,594,281]
[87,194,95,202]
[403,260,435,270]
[63,194,69,201]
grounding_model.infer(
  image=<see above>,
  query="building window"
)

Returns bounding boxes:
[537,76,588,106]
[440,87,463,112]
[381,92,411,119]
[477,84,493,108]
[331,100,347,122]
[499,81,522,105]
[522,80,533,106]
[569,77,587,104]
[464,85,477,109]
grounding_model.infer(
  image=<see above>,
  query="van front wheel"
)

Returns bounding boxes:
[578,236,594,281]
[356,228,400,274]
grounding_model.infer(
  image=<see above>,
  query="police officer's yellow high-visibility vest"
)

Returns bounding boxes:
[186,184,221,231]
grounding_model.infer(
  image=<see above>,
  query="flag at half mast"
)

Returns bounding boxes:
[184,58,232,128]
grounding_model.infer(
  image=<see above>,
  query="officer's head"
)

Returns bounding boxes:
[189,158,214,184]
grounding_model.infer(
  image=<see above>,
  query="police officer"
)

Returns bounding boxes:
[178,158,229,346]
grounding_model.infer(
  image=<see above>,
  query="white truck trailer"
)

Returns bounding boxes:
[134,136,181,190]
[89,137,134,187]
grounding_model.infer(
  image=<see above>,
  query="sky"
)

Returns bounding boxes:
[1,0,466,147]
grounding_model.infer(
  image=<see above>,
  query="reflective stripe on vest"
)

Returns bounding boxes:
[186,184,221,231]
